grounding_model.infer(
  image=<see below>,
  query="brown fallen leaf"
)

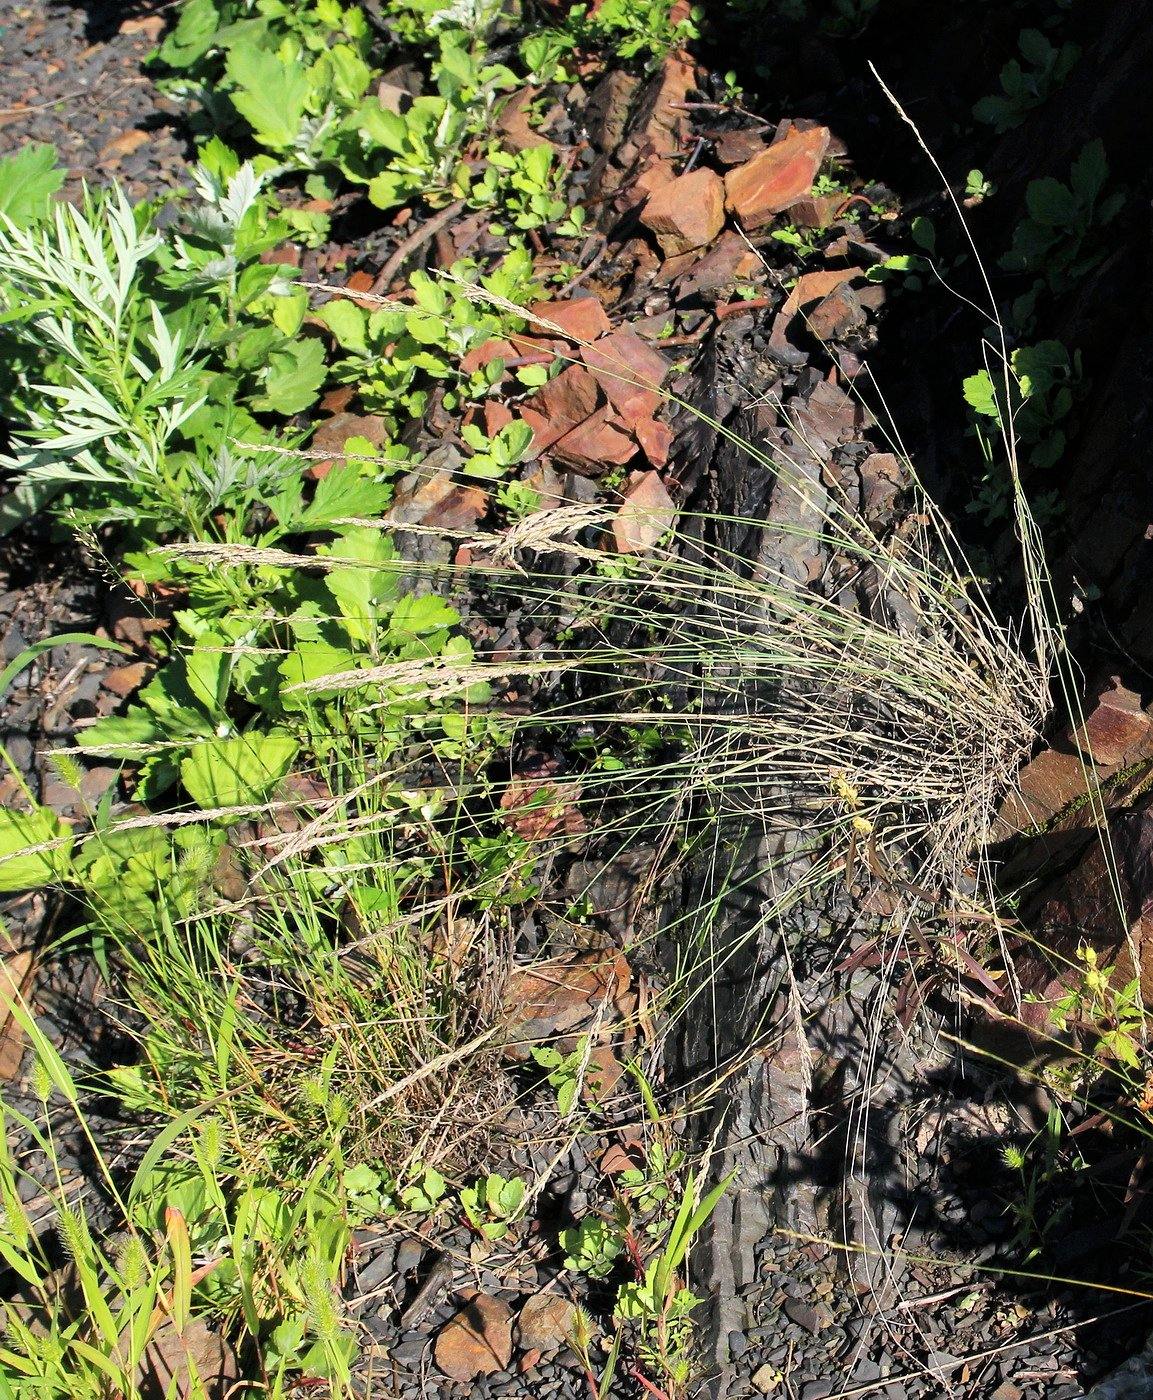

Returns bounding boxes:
[435,1293,514,1382]
[119,15,165,38]
[102,130,149,160]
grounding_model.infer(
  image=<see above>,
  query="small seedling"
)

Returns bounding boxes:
[460,1173,527,1239]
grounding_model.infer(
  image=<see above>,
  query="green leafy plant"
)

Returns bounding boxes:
[964,339,1080,468]
[965,168,995,202]
[461,417,534,480]
[973,28,1080,133]
[567,0,701,68]
[0,142,65,227]
[318,252,541,422]
[1050,943,1146,1073]
[460,1172,527,1239]
[1001,140,1124,294]
[0,155,330,539]
[561,1214,625,1279]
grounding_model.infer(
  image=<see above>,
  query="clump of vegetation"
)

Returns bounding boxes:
[2,0,1144,1395]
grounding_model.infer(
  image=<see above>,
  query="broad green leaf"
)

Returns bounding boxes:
[1012,340,1068,397]
[253,338,327,415]
[78,708,165,758]
[323,527,400,642]
[271,286,308,336]
[184,638,232,715]
[180,730,299,810]
[367,172,412,213]
[1070,138,1108,205]
[0,144,64,228]
[317,298,369,354]
[387,593,460,639]
[278,643,361,704]
[157,0,221,68]
[962,370,1000,420]
[226,44,310,152]
[1025,176,1078,227]
[300,461,392,529]
[1017,28,1053,67]
[0,807,72,891]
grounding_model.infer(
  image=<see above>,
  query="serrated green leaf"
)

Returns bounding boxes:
[1025,176,1078,227]
[278,643,362,703]
[387,593,459,639]
[962,370,1000,420]
[157,0,221,68]
[253,338,327,415]
[79,708,166,758]
[317,298,368,354]
[0,144,64,228]
[180,730,298,811]
[300,462,392,529]
[226,44,310,152]
[367,171,413,212]
[0,807,72,891]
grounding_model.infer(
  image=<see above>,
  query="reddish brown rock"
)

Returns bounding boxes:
[522,460,567,510]
[309,412,389,480]
[517,1294,577,1356]
[629,55,694,162]
[996,748,1092,836]
[580,329,669,420]
[632,158,676,206]
[613,470,676,553]
[583,1042,625,1102]
[552,407,638,474]
[782,267,857,319]
[639,166,725,257]
[724,125,831,230]
[713,127,767,166]
[858,452,904,526]
[483,400,515,436]
[389,468,487,531]
[459,338,518,375]
[522,364,602,454]
[435,1295,514,1382]
[1067,678,1153,772]
[586,69,641,154]
[632,416,674,467]
[788,378,869,452]
[501,950,632,1059]
[498,88,555,152]
[789,194,842,229]
[806,283,866,342]
[132,1319,238,1400]
[528,296,612,344]
[667,230,761,302]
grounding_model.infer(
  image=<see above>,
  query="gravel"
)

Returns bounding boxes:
[0,0,191,201]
